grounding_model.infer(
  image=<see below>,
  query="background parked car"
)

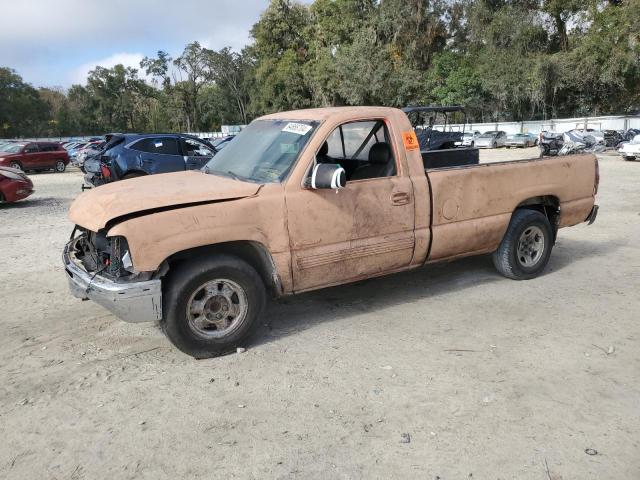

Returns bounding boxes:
[0,166,34,202]
[474,131,507,148]
[618,134,640,161]
[66,142,91,162]
[505,133,537,148]
[455,130,481,147]
[84,133,217,186]
[0,141,70,172]
[73,140,105,168]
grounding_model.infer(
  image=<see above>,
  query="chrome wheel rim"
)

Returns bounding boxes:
[56,161,65,171]
[10,162,21,170]
[517,225,545,268]
[186,279,248,338]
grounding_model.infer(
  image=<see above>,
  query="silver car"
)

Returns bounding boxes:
[505,133,537,148]
[455,130,481,147]
[474,131,507,148]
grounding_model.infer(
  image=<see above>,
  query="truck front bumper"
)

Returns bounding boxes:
[63,240,162,323]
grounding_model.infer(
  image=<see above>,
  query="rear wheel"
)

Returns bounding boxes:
[162,255,266,358]
[55,160,66,172]
[9,161,22,170]
[493,209,553,280]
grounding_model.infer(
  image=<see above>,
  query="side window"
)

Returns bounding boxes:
[317,120,396,181]
[324,128,344,158]
[130,137,180,155]
[341,121,379,160]
[181,138,215,157]
[24,144,38,153]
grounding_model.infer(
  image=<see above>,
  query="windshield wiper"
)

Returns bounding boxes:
[225,170,241,181]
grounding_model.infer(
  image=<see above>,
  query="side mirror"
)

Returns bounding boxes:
[310,163,346,190]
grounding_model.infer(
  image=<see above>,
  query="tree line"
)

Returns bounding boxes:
[1,0,639,138]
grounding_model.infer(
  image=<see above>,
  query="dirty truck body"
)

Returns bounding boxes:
[64,107,599,358]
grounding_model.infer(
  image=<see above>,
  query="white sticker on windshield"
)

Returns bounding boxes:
[282,122,312,136]
[154,141,163,148]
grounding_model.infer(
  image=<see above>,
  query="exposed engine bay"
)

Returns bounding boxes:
[68,227,144,281]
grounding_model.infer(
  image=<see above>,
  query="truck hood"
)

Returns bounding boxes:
[69,170,261,231]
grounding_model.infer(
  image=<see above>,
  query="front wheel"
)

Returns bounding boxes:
[162,255,266,358]
[9,161,22,170]
[492,209,553,280]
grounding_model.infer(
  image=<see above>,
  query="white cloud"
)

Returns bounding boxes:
[70,52,146,85]
[0,0,276,87]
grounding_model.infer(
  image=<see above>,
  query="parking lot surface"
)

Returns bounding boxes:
[1,150,639,479]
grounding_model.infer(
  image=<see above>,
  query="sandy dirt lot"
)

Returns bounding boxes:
[1,149,639,479]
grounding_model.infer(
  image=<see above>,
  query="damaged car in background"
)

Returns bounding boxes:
[618,134,640,161]
[83,133,217,186]
[64,106,599,359]
[0,166,34,203]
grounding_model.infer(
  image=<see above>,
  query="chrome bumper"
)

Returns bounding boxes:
[63,240,162,323]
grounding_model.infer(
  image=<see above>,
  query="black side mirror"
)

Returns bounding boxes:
[310,163,346,189]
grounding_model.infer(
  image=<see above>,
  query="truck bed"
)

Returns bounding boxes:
[423,153,597,262]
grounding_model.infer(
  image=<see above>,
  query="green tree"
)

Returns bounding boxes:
[0,67,49,137]
[204,47,252,124]
[248,0,312,113]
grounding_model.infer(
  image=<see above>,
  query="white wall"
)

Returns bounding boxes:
[434,114,640,134]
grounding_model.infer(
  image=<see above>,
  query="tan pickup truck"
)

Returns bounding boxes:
[64,107,599,358]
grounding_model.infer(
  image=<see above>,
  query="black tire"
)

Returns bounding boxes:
[162,255,266,358]
[9,161,22,170]
[55,160,66,172]
[492,209,553,280]
[492,141,497,148]
[540,144,550,157]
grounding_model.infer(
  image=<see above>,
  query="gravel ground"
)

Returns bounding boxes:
[1,150,639,479]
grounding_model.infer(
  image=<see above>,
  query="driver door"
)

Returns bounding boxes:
[285,119,415,292]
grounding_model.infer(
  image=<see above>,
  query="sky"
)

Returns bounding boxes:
[0,0,283,89]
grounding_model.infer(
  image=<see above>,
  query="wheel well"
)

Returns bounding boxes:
[164,241,282,297]
[516,195,560,239]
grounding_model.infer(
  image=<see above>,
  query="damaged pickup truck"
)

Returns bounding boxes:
[64,107,599,358]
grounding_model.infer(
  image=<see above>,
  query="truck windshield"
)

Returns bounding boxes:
[204,119,318,183]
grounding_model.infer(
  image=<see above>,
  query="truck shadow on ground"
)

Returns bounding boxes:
[255,237,620,346]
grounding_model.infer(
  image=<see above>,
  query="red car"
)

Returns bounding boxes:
[0,141,70,172]
[0,166,34,203]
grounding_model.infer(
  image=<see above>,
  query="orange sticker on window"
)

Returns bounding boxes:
[402,131,420,151]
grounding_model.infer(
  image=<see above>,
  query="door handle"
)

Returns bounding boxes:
[391,192,411,206]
